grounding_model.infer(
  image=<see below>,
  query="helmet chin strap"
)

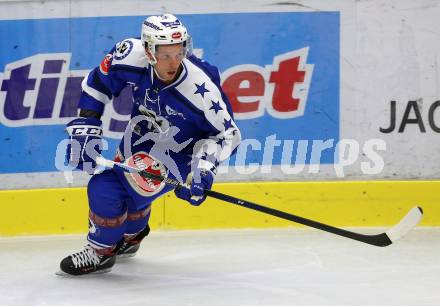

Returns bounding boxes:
[146,50,167,82]
[153,66,167,82]
[146,50,157,66]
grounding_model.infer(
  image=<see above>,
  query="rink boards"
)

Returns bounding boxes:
[0,180,438,236]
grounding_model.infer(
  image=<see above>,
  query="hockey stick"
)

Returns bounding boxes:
[96,157,423,247]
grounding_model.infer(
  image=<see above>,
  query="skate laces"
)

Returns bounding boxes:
[71,245,101,268]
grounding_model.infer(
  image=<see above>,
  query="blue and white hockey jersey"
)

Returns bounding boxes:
[78,38,241,196]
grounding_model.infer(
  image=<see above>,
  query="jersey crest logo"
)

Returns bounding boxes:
[114,40,134,60]
[123,152,167,196]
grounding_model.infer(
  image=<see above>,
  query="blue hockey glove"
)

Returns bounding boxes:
[66,117,103,174]
[175,169,214,206]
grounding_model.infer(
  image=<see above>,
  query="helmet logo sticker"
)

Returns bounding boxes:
[143,20,161,30]
[171,32,182,39]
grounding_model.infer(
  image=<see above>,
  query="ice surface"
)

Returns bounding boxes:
[0,228,439,306]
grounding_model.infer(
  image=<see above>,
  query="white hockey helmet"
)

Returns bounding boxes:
[141,14,191,65]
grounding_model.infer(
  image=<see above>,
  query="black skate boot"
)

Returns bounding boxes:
[117,224,150,259]
[58,245,118,276]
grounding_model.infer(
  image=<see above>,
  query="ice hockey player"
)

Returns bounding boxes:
[59,13,241,276]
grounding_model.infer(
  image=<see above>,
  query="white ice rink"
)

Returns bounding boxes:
[0,228,439,306]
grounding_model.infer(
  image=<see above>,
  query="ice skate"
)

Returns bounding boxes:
[117,225,150,259]
[57,245,117,276]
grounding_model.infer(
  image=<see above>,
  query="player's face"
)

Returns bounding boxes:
[153,44,186,83]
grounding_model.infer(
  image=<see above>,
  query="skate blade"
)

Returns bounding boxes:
[116,253,136,260]
[55,268,112,277]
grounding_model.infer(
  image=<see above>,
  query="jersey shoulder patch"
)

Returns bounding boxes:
[111,38,148,69]
[114,39,134,60]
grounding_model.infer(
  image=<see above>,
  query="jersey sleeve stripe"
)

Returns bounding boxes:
[81,72,113,104]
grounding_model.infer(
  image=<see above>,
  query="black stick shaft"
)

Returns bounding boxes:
[204,189,391,246]
[105,159,392,247]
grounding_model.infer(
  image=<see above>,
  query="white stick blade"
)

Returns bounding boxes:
[385,206,423,243]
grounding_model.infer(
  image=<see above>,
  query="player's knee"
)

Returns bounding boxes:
[87,171,106,194]
[87,171,127,216]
